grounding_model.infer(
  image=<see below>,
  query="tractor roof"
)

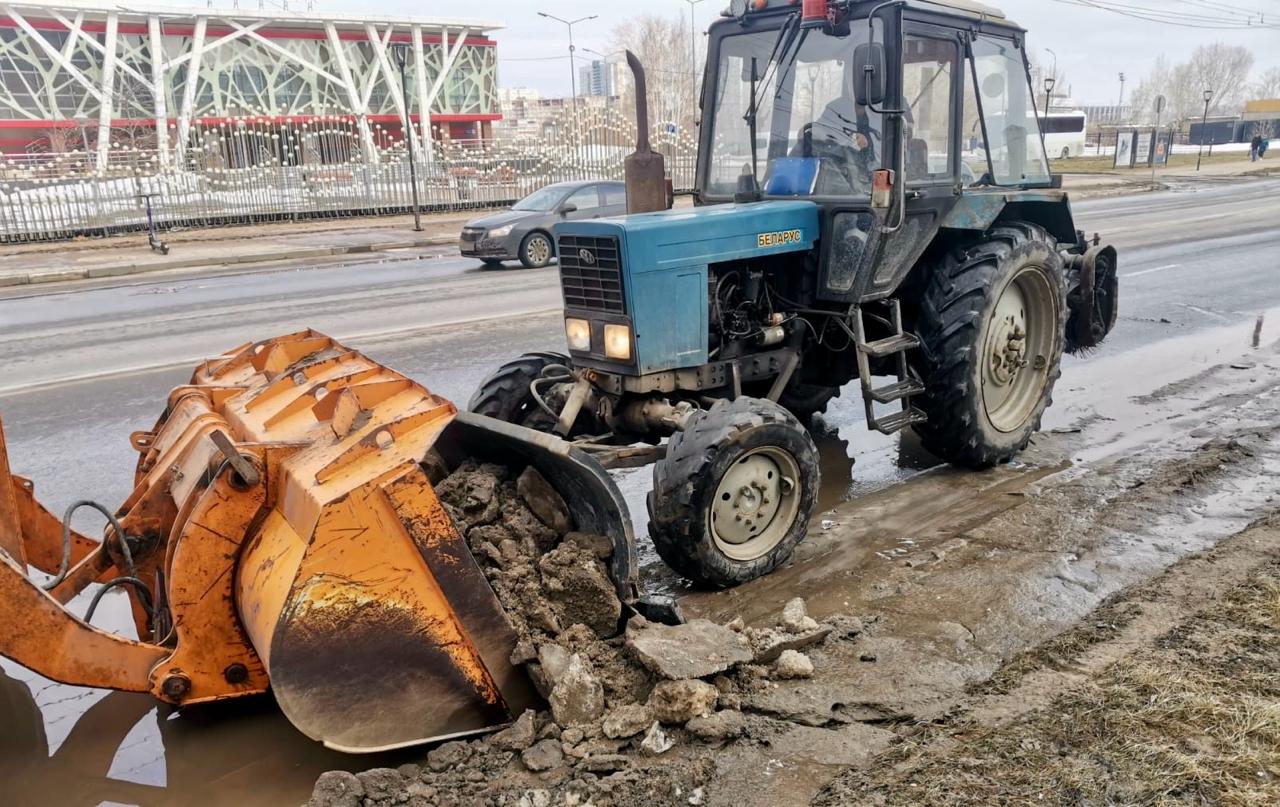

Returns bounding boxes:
[726,0,1019,28]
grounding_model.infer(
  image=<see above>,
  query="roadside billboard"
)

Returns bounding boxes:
[1114,131,1136,168]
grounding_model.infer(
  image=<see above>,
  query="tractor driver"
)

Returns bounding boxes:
[793,78,882,196]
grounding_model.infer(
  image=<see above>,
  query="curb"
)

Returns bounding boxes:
[5,234,458,288]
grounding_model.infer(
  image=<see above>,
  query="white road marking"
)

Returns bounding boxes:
[1178,304,1230,322]
[1123,263,1181,278]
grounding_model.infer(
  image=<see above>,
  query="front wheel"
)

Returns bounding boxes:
[468,352,570,430]
[648,398,819,588]
[519,232,554,269]
[913,223,1067,469]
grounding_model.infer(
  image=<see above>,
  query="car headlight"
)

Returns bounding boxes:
[487,224,513,238]
[565,318,591,352]
[604,324,632,361]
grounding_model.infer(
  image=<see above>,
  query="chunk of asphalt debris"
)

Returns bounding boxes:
[521,739,565,772]
[684,709,748,742]
[538,543,623,638]
[780,597,820,634]
[308,771,363,807]
[747,626,832,664]
[624,618,753,680]
[639,721,676,756]
[773,649,815,679]
[601,703,652,739]
[647,679,719,724]
[516,467,573,534]
[549,654,606,727]
[491,710,537,752]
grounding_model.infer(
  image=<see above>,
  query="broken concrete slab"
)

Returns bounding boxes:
[624,618,753,680]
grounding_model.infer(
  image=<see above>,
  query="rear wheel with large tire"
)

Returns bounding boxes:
[913,223,1067,469]
[468,352,570,430]
[519,232,554,269]
[648,397,819,588]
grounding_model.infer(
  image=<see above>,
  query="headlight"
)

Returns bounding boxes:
[565,318,591,351]
[487,224,513,238]
[604,324,632,361]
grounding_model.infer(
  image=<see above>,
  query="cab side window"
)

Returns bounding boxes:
[903,35,959,183]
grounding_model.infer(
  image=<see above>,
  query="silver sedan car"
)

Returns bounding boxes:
[460,180,627,269]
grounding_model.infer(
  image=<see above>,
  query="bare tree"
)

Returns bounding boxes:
[609,14,697,131]
[1129,44,1255,124]
[1252,66,1280,100]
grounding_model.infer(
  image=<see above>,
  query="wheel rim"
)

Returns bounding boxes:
[526,236,550,265]
[708,446,802,562]
[981,264,1059,433]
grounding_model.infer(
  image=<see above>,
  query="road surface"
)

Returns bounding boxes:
[1,176,1278,806]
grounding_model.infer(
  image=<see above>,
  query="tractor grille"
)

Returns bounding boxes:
[558,235,624,314]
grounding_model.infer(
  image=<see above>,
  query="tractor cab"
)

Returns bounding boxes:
[700,0,1064,302]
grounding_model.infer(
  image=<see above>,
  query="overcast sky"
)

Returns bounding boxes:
[236,1,1280,103]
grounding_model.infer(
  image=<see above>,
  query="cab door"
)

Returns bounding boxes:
[857,23,965,301]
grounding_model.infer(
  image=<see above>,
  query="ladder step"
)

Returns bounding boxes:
[858,333,920,359]
[870,407,928,435]
[867,378,925,404]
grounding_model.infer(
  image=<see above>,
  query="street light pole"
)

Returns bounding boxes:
[538,11,597,157]
[684,0,706,78]
[1196,88,1213,172]
[1043,77,1056,118]
[391,43,422,232]
[1117,72,1126,109]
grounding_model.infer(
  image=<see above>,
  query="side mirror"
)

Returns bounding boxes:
[852,43,886,107]
[558,203,578,216]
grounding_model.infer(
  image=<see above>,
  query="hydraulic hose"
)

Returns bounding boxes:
[42,500,137,591]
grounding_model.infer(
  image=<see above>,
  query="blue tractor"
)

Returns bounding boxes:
[471,0,1118,587]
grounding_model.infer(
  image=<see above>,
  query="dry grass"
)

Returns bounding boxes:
[814,567,1280,806]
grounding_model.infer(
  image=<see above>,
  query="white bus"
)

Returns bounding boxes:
[1039,110,1088,159]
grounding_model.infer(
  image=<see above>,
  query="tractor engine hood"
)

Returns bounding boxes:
[553,201,820,375]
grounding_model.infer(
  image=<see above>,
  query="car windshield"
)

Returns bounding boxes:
[513,186,566,212]
[705,22,883,198]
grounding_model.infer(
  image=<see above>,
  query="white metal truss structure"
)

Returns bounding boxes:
[0,1,502,167]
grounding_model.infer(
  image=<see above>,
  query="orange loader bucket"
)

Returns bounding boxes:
[0,331,640,752]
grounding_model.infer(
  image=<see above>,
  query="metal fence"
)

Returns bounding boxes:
[0,107,699,244]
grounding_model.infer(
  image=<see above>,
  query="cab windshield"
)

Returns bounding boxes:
[705,24,883,198]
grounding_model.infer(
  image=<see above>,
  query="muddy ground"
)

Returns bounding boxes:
[309,320,1280,806]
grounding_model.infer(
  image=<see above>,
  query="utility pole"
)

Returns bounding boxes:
[538,11,597,159]
[1151,95,1165,188]
[391,43,422,232]
[1117,72,1126,111]
[1196,88,1213,172]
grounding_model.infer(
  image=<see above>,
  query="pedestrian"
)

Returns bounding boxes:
[1261,137,1270,159]
[1250,133,1263,162]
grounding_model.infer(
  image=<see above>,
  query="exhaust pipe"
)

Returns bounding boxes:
[624,51,670,214]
